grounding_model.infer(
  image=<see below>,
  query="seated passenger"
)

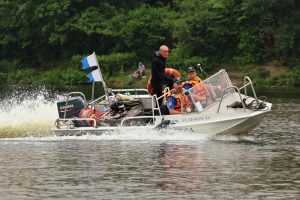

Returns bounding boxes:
[167,78,192,115]
[182,66,211,108]
[183,66,202,90]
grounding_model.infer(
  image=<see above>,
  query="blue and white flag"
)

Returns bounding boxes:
[81,52,98,70]
[87,68,102,82]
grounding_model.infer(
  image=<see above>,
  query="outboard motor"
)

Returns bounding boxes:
[57,96,86,118]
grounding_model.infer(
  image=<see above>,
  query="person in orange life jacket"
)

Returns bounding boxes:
[183,66,211,105]
[167,78,192,115]
[183,66,202,90]
[151,45,173,106]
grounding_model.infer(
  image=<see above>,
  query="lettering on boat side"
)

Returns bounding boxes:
[181,116,210,123]
[173,127,194,132]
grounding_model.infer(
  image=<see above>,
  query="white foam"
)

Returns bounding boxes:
[210,134,255,142]
[0,88,61,137]
[1,127,213,142]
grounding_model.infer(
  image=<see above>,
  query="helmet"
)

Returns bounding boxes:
[173,77,182,84]
[186,66,196,73]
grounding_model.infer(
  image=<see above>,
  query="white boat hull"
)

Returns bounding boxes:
[53,96,271,137]
[52,69,272,137]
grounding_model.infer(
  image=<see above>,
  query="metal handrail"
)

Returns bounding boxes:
[55,118,97,128]
[89,89,151,105]
[152,94,161,116]
[243,76,258,100]
[89,94,107,106]
[154,87,171,116]
[216,75,259,114]
[156,87,170,102]
[112,88,150,93]
[120,116,156,127]
[217,86,246,113]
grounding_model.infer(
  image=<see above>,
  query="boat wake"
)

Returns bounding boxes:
[0,126,254,142]
[0,126,209,141]
[0,87,60,138]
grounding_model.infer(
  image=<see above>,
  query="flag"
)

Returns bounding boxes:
[87,68,102,82]
[81,52,98,70]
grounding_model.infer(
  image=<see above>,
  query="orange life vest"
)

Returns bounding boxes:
[192,83,210,98]
[183,76,202,89]
[184,77,209,98]
[168,90,192,112]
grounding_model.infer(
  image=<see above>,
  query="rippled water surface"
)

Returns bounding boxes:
[0,88,299,199]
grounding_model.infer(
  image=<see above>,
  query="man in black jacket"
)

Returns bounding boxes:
[151,45,173,106]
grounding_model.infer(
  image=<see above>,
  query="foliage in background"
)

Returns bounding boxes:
[1,0,300,87]
[269,64,300,87]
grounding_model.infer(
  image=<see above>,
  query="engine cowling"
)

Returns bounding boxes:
[57,96,86,118]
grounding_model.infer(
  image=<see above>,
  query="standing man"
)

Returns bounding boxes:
[151,45,173,106]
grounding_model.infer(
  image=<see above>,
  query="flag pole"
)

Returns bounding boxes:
[91,81,95,102]
[93,52,110,103]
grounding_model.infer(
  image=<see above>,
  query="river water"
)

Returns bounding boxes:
[0,87,299,199]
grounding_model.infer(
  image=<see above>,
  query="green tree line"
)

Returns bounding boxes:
[1,0,300,86]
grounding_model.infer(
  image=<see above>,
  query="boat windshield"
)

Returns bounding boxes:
[184,69,233,111]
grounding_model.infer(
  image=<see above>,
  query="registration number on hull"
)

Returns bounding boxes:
[170,116,211,124]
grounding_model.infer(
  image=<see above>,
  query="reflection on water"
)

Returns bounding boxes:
[0,87,299,199]
[1,139,299,199]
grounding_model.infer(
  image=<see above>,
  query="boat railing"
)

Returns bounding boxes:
[152,94,161,116]
[241,76,258,100]
[120,116,157,127]
[119,89,167,126]
[216,76,257,113]
[89,94,108,107]
[154,87,171,116]
[55,118,97,129]
[217,86,246,113]
[111,88,150,96]
[62,92,87,119]
[89,88,152,107]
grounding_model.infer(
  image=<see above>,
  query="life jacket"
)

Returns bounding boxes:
[168,90,192,112]
[192,83,210,98]
[79,107,105,126]
[184,76,209,98]
[183,76,202,89]
[165,68,181,78]
[147,68,181,95]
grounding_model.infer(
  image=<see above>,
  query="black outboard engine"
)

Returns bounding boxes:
[57,96,86,118]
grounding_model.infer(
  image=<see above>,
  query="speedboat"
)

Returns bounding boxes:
[52,69,272,137]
